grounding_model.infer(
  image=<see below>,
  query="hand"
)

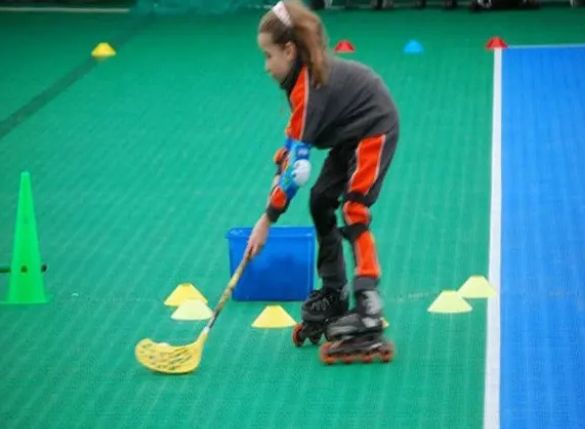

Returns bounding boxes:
[246,214,272,259]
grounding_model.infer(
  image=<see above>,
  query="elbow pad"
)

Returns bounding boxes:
[265,139,311,223]
[280,138,311,194]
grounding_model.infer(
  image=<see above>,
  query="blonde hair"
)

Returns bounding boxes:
[259,0,329,86]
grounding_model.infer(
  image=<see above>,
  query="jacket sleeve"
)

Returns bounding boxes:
[285,66,326,144]
[265,67,323,223]
[265,138,311,223]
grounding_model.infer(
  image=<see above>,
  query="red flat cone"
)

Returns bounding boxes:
[486,37,508,49]
[334,40,355,53]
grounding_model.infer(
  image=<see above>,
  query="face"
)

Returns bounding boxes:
[258,32,296,83]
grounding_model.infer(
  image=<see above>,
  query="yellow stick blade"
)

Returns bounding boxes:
[135,331,208,374]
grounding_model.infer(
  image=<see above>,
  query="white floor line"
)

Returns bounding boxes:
[484,47,503,429]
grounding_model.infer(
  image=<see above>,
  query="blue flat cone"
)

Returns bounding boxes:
[404,40,424,54]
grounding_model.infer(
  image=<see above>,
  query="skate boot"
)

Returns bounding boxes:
[320,290,394,364]
[292,286,349,347]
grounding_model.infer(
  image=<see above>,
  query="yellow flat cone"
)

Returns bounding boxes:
[458,275,496,298]
[171,299,212,321]
[382,318,390,328]
[164,283,208,307]
[92,42,116,58]
[428,291,472,314]
[252,305,296,328]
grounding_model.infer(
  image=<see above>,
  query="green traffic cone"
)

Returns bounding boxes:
[3,172,48,304]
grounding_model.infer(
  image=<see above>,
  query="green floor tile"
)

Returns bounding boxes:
[1,7,584,429]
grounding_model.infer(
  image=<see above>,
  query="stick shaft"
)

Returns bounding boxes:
[205,256,249,331]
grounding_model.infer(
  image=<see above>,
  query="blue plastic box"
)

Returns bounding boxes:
[226,226,315,301]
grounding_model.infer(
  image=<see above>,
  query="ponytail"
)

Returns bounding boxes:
[259,0,330,86]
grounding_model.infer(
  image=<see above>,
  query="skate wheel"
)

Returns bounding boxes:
[341,353,355,364]
[309,334,321,346]
[320,342,336,365]
[292,324,305,347]
[361,352,374,364]
[380,343,395,363]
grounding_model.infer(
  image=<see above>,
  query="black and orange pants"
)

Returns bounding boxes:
[310,129,398,294]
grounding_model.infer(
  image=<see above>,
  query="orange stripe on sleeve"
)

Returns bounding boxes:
[285,67,309,140]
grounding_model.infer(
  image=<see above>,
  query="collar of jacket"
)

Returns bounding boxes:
[279,57,304,95]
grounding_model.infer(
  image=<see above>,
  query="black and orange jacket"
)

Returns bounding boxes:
[266,55,399,222]
[281,55,398,148]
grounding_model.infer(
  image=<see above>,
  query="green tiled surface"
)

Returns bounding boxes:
[0,8,583,429]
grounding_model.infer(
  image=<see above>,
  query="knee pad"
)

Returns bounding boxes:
[342,200,371,226]
[339,223,369,242]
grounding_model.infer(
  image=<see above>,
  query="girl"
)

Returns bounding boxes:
[245,0,398,364]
